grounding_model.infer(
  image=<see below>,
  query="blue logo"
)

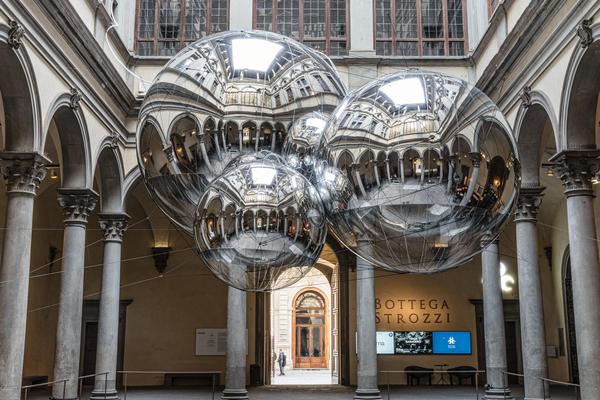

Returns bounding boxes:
[432,331,471,354]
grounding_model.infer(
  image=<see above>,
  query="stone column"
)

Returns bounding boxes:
[52,188,98,400]
[355,246,381,400]
[550,150,600,400]
[0,152,48,399]
[482,239,513,399]
[222,284,248,399]
[515,187,549,400]
[461,153,481,206]
[90,213,129,400]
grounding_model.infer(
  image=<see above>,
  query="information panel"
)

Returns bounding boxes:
[375,330,471,355]
[376,332,395,355]
[432,331,471,354]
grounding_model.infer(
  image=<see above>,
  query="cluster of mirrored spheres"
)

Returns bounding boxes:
[136,30,520,291]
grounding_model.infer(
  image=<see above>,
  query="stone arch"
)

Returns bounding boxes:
[560,27,600,149]
[0,27,41,151]
[514,97,557,186]
[43,96,92,188]
[93,142,124,213]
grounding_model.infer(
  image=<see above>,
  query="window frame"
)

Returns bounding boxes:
[252,0,350,56]
[135,0,231,56]
[373,0,468,57]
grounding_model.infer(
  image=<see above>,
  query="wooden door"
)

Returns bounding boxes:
[293,290,328,369]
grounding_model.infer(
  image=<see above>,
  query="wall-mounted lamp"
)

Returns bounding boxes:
[152,246,172,275]
[48,163,60,180]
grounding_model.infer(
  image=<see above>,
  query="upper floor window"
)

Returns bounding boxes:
[254,0,348,56]
[136,0,229,56]
[375,0,467,57]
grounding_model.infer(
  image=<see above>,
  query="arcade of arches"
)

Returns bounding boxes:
[3,1,600,400]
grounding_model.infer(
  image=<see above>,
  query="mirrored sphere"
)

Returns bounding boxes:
[194,159,327,291]
[282,111,329,181]
[318,70,520,273]
[136,30,346,235]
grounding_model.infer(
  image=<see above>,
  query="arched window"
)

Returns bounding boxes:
[254,0,348,56]
[136,0,229,56]
[374,0,466,57]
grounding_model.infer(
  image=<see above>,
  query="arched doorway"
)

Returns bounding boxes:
[293,289,328,369]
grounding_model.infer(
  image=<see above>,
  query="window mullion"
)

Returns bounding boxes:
[207,0,213,35]
[442,0,449,56]
[272,0,277,34]
[180,0,186,50]
[391,0,397,56]
[416,0,423,56]
[325,0,331,55]
[154,0,161,56]
[299,0,304,43]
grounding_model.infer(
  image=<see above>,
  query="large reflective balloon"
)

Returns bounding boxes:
[194,158,327,291]
[318,70,520,273]
[282,111,329,181]
[137,30,346,235]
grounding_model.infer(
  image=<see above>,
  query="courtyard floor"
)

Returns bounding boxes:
[25,385,579,399]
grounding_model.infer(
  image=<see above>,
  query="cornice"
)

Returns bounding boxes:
[474,0,567,95]
[32,0,136,113]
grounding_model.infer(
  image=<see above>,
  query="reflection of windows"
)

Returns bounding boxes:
[488,0,499,16]
[136,0,229,56]
[297,78,312,97]
[350,114,367,128]
[313,74,330,91]
[286,87,295,102]
[254,0,348,55]
[375,0,466,56]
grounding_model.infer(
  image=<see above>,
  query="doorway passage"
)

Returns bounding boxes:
[270,265,339,385]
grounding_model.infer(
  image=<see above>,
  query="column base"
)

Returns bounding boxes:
[222,388,249,399]
[354,388,382,399]
[484,387,514,399]
[90,388,119,400]
[49,397,78,400]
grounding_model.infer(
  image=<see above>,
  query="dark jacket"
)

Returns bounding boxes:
[277,352,287,366]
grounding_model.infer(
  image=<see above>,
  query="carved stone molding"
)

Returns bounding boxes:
[548,150,600,197]
[7,19,25,50]
[98,213,129,242]
[577,18,593,48]
[69,88,82,110]
[57,188,99,225]
[520,85,532,109]
[469,152,483,167]
[109,132,119,148]
[515,186,545,222]
[0,152,50,195]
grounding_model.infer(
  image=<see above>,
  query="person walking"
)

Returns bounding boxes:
[277,349,287,376]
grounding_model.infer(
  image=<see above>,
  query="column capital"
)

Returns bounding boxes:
[0,151,50,195]
[57,188,98,225]
[515,186,545,222]
[98,213,130,242]
[480,233,499,249]
[549,149,600,197]
[469,152,483,167]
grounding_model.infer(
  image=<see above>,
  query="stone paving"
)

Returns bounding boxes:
[271,368,335,385]
[25,385,579,399]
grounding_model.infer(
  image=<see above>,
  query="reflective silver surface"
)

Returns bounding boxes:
[282,111,329,181]
[194,159,327,291]
[317,70,520,273]
[136,30,346,235]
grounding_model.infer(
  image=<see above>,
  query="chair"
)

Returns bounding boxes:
[404,365,433,386]
[447,366,477,386]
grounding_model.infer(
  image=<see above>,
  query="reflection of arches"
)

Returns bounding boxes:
[170,115,200,171]
[260,122,274,150]
[292,288,328,369]
[139,120,168,177]
[226,121,240,150]
[403,148,420,180]
[241,121,257,149]
[274,122,286,153]
[562,247,579,384]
